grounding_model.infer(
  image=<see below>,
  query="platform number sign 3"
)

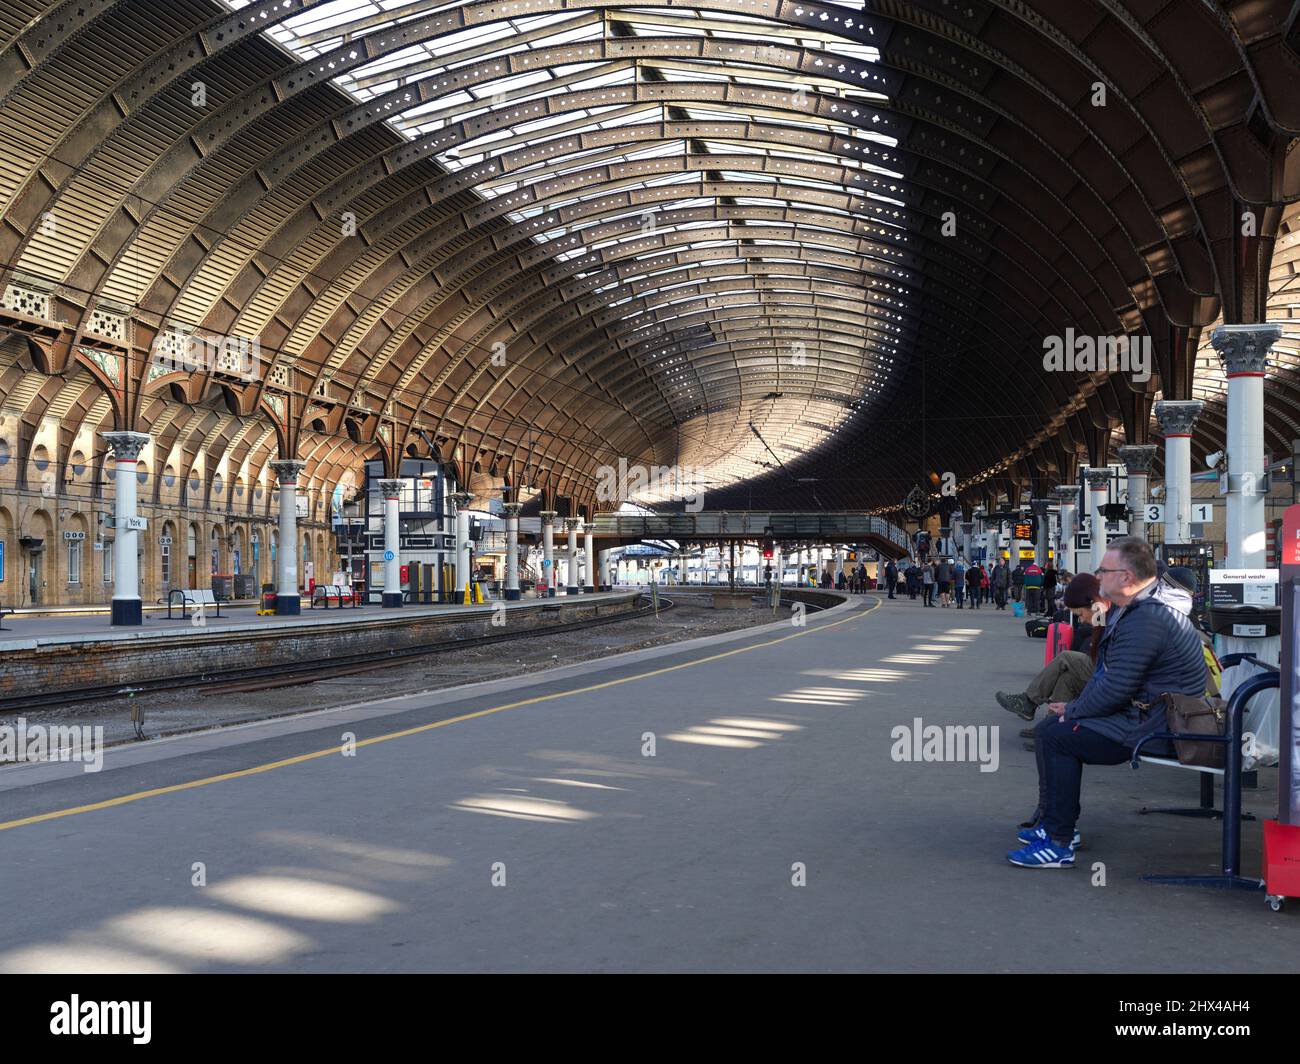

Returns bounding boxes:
[1145,503,1164,523]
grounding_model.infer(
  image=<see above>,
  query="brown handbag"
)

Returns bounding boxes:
[1154,692,1227,769]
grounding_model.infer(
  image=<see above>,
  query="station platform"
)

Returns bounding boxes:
[0,592,1292,973]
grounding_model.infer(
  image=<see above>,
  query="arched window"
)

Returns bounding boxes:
[160,521,175,589]
[187,523,199,589]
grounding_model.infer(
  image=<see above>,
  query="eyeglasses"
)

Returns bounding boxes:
[1093,566,1130,576]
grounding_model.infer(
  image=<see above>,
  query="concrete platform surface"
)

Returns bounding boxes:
[0,593,1293,973]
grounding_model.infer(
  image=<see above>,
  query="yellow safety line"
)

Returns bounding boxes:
[0,596,881,832]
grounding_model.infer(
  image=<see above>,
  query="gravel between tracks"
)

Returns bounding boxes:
[0,594,795,755]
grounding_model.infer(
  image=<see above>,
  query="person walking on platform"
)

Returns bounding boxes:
[980,564,990,605]
[1022,560,1044,614]
[992,559,1009,609]
[1011,561,1025,603]
[921,561,935,606]
[1041,562,1058,616]
[935,557,952,607]
[905,562,918,600]
[953,557,966,608]
[884,558,897,599]
[965,562,984,609]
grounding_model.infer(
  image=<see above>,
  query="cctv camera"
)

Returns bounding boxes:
[1206,450,1224,470]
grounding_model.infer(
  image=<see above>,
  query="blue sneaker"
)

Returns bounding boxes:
[1016,824,1082,849]
[1007,836,1075,868]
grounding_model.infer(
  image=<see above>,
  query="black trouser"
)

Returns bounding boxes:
[1033,716,1131,842]
[1042,588,1056,615]
[994,587,1007,609]
[967,584,980,608]
[887,579,895,599]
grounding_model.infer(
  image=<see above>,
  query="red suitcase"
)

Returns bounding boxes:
[1044,622,1072,665]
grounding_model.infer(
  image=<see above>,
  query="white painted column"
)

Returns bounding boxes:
[451,490,473,602]
[379,479,404,607]
[1118,444,1158,546]
[503,502,522,601]
[539,510,557,597]
[986,519,1001,567]
[1086,467,1111,572]
[1213,324,1280,568]
[1053,486,1078,575]
[101,431,151,626]
[583,523,596,593]
[270,458,305,615]
[565,518,581,594]
[1154,400,1203,547]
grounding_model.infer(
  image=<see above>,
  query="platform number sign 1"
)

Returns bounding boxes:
[1191,503,1214,524]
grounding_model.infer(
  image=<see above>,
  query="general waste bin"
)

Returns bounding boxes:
[210,574,231,601]
[233,573,257,599]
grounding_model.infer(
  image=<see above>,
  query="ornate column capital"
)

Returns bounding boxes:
[1154,399,1203,437]
[502,502,523,518]
[563,517,582,532]
[1052,485,1078,502]
[1117,444,1158,474]
[101,431,151,462]
[1030,499,1050,517]
[378,479,403,500]
[269,458,305,485]
[539,509,558,525]
[449,490,473,511]
[1086,468,1112,490]
[1211,323,1282,376]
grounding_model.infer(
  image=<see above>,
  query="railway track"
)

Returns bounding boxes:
[0,594,679,714]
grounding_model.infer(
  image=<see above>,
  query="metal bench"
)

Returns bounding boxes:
[165,587,223,620]
[1130,653,1279,892]
[311,584,361,609]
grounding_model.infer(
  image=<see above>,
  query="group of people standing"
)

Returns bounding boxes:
[878,556,1072,616]
[882,556,1010,610]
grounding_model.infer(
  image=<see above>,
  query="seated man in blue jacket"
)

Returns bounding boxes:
[1007,536,1207,869]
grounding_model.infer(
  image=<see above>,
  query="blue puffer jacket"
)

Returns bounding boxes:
[1063,579,1207,750]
